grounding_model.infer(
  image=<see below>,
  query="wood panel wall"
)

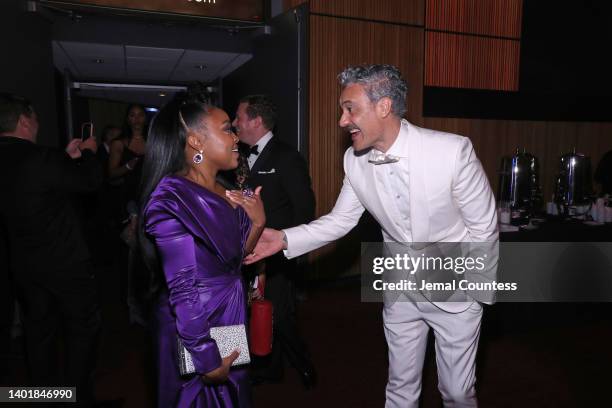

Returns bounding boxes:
[425,31,520,90]
[424,0,522,91]
[425,0,523,38]
[423,118,612,204]
[309,14,424,217]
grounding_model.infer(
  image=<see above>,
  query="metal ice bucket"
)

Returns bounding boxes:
[554,149,593,207]
[498,148,542,213]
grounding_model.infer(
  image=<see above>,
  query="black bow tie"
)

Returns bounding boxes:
[249,145,259,156]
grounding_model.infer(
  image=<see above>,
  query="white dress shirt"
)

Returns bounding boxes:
[248,131,273,169]
[368,133,413,242]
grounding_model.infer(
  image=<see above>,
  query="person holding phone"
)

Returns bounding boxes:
[0,93,102,405]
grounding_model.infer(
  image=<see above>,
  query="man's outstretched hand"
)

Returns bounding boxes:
[244,228,286,265]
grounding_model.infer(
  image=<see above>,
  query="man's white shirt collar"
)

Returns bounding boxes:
[368,119,409,164]
[248,131,273,168]
[250,131,273,156]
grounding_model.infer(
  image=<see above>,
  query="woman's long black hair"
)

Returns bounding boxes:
[137,92,212,297]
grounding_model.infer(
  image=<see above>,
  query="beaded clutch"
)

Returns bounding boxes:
[177,324,251,376]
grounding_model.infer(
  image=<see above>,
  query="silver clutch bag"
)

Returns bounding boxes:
[177,324,251,376]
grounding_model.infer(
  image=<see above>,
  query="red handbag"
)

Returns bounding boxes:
[249,279,273,356]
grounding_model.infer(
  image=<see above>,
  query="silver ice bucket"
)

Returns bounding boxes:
[554,149,593,207]
[498,148,542,214]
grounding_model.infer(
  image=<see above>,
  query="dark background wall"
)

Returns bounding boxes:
[1,0,59,147]
[424,0,612,121]
[223,5,308,156]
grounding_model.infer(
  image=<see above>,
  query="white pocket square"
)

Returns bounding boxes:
[257,168,276,174]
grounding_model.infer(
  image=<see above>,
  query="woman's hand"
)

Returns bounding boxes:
[227,187,265,254]
[250,287,264,301]
[226,186,265,228]
[202,350,240,383]
[250,271,266,301]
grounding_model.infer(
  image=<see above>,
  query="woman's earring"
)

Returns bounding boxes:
[193,150,204,164]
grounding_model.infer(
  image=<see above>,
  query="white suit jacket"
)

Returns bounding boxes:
[284,120,498,306]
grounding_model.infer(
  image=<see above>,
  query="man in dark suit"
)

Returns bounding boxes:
[232,94,317,387]
[0,216,14,352]
[0,93,102,406]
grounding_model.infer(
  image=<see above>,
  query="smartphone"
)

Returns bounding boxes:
[81,122,94,141]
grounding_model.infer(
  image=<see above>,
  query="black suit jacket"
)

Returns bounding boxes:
[0,136,103,277]
[247,138,315,230]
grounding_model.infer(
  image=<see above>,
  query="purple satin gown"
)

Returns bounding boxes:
[144,175,252,407]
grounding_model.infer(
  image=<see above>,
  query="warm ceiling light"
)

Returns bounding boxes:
[158,92,166,97]
[195,64,207,70]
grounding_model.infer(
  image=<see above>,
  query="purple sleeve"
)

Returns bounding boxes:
[239,207,252,256]
[145,202,222,375]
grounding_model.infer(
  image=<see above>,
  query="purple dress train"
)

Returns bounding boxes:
[144,175,252,407]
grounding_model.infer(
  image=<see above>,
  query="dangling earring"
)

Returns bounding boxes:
[193,150,204,164]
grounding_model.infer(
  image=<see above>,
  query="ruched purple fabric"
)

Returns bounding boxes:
[144,175,252,407]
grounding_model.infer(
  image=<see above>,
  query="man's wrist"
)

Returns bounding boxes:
[282,231,288,250]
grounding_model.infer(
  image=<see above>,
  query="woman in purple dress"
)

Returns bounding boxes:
[139,95,265,407]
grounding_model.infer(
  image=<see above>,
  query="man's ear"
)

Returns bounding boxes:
[253,116,263,129]
[376,97,393,119]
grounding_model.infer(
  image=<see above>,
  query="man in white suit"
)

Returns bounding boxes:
[244,64,498,407]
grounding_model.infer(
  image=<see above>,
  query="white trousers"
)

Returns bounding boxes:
[383,301,483,408]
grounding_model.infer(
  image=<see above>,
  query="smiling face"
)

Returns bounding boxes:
[197,107,239,170]
[338,83,385,152]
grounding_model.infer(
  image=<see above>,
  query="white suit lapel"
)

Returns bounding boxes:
[405,121,430,243]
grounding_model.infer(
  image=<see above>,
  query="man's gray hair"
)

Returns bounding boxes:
[338,64,408,118]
